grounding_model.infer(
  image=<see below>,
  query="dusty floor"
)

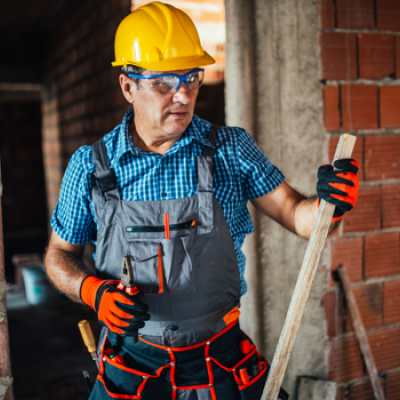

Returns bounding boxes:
[7,290,98,400]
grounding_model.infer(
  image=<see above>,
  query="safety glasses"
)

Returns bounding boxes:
[127,69,204,95]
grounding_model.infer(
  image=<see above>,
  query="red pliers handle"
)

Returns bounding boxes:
[116,256,140,296]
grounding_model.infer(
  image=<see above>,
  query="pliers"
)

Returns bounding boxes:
[117,256,139,295]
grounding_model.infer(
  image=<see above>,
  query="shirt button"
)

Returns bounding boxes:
[161,192,167,198]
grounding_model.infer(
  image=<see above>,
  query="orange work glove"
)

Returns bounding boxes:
[316,159,359,221]
[80,275,150,342]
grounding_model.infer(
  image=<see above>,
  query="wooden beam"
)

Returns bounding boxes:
[337,265,385,400]
[262,134,357,400]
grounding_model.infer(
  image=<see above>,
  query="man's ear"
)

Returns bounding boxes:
[119,74,135,104]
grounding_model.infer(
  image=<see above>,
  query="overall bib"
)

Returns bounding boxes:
[88,126,285,400]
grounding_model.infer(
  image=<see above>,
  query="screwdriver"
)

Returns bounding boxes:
[78,319,98,362]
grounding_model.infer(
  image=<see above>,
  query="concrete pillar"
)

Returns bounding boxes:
[225,0,327,395]
[225,0,266,354]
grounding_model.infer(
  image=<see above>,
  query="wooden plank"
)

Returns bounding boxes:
[337,265,385,400]
[262,134,357,400]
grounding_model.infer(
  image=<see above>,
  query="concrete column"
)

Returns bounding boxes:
[225,0,327,395]
[225,0,266,354]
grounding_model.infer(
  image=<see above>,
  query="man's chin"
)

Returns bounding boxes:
[164,118,191,136]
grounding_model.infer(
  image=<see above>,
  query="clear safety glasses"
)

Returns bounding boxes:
[127,69,205,95]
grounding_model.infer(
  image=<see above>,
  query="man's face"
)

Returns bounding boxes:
[127,69,201,140]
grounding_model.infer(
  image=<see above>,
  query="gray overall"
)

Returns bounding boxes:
[88,126,285,400]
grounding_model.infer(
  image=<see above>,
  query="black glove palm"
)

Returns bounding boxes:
[317,159,359,220]
[94,281,150,342]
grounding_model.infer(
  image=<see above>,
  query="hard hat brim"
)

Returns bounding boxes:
[112,51,216,72]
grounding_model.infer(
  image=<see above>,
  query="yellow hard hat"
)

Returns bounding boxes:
[112,2,216,71]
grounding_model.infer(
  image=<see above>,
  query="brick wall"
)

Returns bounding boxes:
[319,1,400,398]
[0,102,48,280]
[42,0,131,219]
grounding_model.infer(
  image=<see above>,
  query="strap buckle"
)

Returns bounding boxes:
[96,170,116,193]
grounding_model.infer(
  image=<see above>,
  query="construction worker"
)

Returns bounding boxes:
[44,2,359,399]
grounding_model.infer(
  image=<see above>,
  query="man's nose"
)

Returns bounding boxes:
[172,82,192,103]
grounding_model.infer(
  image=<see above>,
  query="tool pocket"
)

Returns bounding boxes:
[94,354,171,399]
[128,235,195,295]
[128,240,160,295]
[161,234,194,294]
[223,349,268,400]
[235,358,268,400]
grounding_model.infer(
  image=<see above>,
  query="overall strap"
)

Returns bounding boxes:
[201,124,217,158]
[91,139,120,201]
[197,125,218,234]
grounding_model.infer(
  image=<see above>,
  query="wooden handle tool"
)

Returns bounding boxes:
[337,265,385,400]
[262,134,357,400]
[78,319,97,361]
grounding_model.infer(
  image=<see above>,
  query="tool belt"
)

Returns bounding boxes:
[89,320,288,400]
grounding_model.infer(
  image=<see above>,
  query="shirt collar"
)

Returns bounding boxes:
[114,108,215,161]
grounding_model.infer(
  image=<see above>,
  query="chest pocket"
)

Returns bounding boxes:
[126,222,196,295]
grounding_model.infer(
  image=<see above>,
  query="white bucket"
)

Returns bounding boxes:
[22,266,65,305]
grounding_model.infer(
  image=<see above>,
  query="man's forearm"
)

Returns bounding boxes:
[294,196,340,239]
[44,233,91,303]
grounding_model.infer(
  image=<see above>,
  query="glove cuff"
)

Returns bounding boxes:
[317,197,345,222]
[80,275,106,310]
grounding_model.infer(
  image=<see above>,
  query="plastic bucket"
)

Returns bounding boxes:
[22,266,65,305]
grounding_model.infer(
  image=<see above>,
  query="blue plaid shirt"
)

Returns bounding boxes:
[51,108,284,294]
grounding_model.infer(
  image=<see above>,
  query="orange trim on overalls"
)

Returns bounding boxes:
[223,306,240,326]
[158,244,164,294]
[98,320,268,399]
[204,341,217,400]
[97,375,143,399]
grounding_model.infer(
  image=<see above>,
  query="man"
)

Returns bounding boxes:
[45,2,359,399]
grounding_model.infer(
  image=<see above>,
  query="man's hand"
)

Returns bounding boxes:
[80,276,150,342]
[317,159,359,221]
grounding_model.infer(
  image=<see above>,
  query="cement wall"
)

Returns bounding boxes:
[225,0,327,395]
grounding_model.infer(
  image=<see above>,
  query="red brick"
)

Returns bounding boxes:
[382,184,400,228]
[336,0,375,29]
[343,186,381,233]
[324,86,341,131]
[318,0,335,29]
[320,33,358,80]
[365,135,400,180]
[341,85,378,130]
[397,37,400,78]
[387,369,400,400]
[384,279,400,324]
[368,326,400,372]
[365,232,400,279]
[358,34,395,79]
[323,290,343,338]
[380,87,400,128]
[331,237,363,282]
[376,0,400,31]
[335,386,345,400]
[347,379,375,400]
[328,135,364,181]
[328,335,364,383]
[351,283,383,330]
